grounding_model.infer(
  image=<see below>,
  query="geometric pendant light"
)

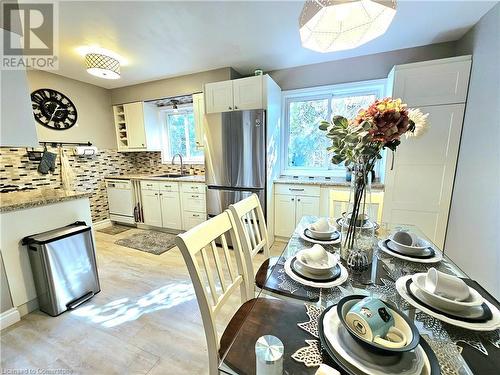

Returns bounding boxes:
[299,0,397,53]
[85,53,121,79]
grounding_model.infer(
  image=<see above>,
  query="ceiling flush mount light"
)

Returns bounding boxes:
[85,53,120,79]
[299,0,397,53]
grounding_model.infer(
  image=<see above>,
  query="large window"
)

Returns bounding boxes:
[282,80,386,176]
[162,108,203,163]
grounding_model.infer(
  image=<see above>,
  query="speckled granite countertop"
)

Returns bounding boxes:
[105,174,206,183]
[0,189,92,213]
[274,176,384,189]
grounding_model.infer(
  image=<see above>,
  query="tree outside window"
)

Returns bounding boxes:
[284,82,385,176]
[162,109,203,163]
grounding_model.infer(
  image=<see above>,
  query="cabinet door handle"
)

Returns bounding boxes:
[228,106,232,110]
[297,198,301,202]
[289,188,304,192]
[291,198,294,202]
[193,214,200,217]
[191,195,199,198]
[234,106,238,109]
[159,193,163,196]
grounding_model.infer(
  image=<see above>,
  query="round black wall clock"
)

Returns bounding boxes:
[31,88,78,130]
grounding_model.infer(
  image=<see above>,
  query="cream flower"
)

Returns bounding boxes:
[406,108,429,138]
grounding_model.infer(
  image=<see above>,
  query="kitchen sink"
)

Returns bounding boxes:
[154,174,189,178]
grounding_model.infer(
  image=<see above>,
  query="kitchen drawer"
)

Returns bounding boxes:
[159,181,179,192]
[140,180,160,191]
[274,183,320,197]
[182,192,206,213]
[182,212,206,231]
[181,183,206,194]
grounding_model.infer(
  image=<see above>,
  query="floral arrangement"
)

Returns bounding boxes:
[319,97,428,170]
[319,97,428,263]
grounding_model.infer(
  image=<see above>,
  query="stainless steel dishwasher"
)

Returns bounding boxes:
[23,222,100,316]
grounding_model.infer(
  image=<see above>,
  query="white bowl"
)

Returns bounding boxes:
[388,234,429,256]
[295,250,338,275]
[307,223,337,240]
[412,274,484,312]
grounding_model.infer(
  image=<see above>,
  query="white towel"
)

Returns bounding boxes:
[60,147,75,190]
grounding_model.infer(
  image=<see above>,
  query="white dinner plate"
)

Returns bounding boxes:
[396,275,500,331]
[412,274,484,312]
[298,227,341,245]
[284,257,348,288]
[378,239,443,264]
[322,306,429,375]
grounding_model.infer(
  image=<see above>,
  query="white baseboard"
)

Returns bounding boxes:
[93,218,112,230]
[0,308,21,330]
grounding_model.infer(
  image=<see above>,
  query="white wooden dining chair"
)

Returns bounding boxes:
[329,189,384,224]
[175,210,251,375]
[228,194,270,296]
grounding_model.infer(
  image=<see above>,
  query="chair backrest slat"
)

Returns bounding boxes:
[200,245,218,306]
[211,239,228,293]
[175,211,250,375]
[220,233,236,282]
[250,210,262,244]
[229,194,270,297]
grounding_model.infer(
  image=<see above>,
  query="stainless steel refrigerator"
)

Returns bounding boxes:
[205,109,266,219]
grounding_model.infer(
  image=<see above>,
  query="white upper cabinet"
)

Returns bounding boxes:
[232,76,263,110]
[390,56,471,107]
[204,75,264,113]
[113,101,161,152]
[124,102,147,148]
[204,80,234,113]
[192,93,206,148]
[0,29,38,147]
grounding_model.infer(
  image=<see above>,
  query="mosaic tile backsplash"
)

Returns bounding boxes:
[0,147,204,222]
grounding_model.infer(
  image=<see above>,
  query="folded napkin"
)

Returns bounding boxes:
[310,218,330,231]
[315,364,340,375]
[300,244,329,267]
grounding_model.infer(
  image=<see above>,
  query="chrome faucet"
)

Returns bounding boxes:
[171,153,184,175]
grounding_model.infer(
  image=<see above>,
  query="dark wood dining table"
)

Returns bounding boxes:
[218,216,500,375]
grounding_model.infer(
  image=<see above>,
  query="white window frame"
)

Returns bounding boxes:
[281,79,387,177]
[160,105,204,164]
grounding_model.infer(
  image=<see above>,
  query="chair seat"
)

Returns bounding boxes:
[218,298,314,374]
[254,256,319,302]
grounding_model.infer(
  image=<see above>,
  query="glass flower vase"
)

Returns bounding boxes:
[340,162,376,269]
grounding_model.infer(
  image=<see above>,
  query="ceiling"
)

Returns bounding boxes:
[54,1,497,89]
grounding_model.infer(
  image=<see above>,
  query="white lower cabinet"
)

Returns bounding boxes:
[140,180,207,231]
[141,181,182,229]
[274,194,296,237]
[142,189,163,227]
[181,184,206,231]
[182,211,205,231]
[274,184,320,238]
[160,191,182,230]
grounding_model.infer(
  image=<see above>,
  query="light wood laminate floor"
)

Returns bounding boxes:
[0,227,286,375]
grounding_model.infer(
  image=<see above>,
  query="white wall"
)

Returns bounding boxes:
[446,3,500,299]
[27,70,116,149]
[269,42,457,90]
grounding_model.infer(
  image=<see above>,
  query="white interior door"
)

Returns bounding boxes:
[382,104,465,247]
